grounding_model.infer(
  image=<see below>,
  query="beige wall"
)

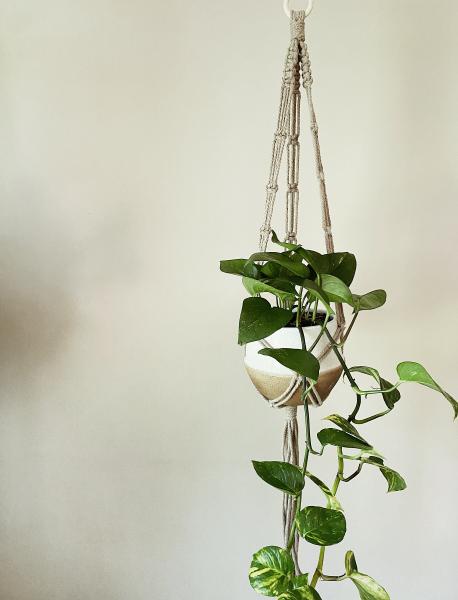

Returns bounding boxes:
[0,1,457,598]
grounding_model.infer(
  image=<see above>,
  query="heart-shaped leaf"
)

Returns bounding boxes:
[317,429,373,451]
[361,458,406,493]
[243,277,296,302]
[323,414,363,439]
[271,230,301,251]
[320,274,354,306]
[249,546,295,597]
[238,297,293,345]
[289,574,309,589]
[279,588,323,600]
[249,252,310,278]
[252,461,305,496]
[349,572,390,600]
[352,290,387,312]
[397,362,458,419]
[258,348,320,382]
[379,466,407,493]
[295,249,329,275]
[350,366,400,409]
[328,252,357,286]
[301,280,334,315]
[220,258,260,278]
[345,550,358,576]
[296,506,346,546]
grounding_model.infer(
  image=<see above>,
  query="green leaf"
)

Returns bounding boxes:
[238,297,293,345]
[349,572,390,600]
[271,230,301,251]
[295,506,346,546]
[249,546,295,597]
[379,466,407,493]
[249,252,310,278]
[243,276,296,302]
[279,588,323,600]
[301,280,334,315]
[349,366,400,409]
[323,414,363,438]
[304,471,342,511]
[320,274,354,306]
[352,290,387,312]
[220,258,259,278]
[258,348,320,382]
[295,249,329,275]
[361,458,406,493]
[289,575,309,589]
[252,461,305,496]
[345,550,358,576]
[317,428,373,451]
[397,361,458,419]
[329,252,357,286]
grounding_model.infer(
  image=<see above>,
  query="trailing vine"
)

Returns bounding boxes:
[220,232,457,600]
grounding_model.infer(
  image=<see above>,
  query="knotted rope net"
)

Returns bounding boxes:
[258,10,345,573]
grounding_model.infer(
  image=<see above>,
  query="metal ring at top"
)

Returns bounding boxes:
[283,0,314,19]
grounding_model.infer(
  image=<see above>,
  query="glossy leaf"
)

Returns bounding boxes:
[304,471,342,511]
[220,258,260,278]
[329,252,357,286]
[317,428,373,451]
[349,572,390,600]
[397,361,458,419]
[271,230,300,251]
[301,280,334,315]
[243,276,296,302]
[249,252,310,278]
[320,274,354,306]
[379,466,407,493]
[249,546,295,597]
[238,297,293,345]
[296,506,346,546]
[258,348,320,382]
[295,249,329,274]
[279,588,323,600]
[289,575,309,589]
[350,366,400,409]
[345,550,358,576]
[323,414,363,439]
[352,290,387,312]
[252,461,305,496]
[362,458,406,493]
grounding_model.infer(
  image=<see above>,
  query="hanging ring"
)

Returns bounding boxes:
[283,0,314,19]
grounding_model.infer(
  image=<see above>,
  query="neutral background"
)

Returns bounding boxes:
[0,1,457,599]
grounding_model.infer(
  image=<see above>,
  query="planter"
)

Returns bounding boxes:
[244,319,342,407]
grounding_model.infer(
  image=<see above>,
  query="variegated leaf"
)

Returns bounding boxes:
[249,546,295,597]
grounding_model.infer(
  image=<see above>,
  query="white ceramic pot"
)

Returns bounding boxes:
[244,319,342,407]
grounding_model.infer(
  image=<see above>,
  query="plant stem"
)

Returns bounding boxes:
[310,547,325,588]
[348,395,362,423]
[353,408,392,424]
[324,327,358,389]
[342,312,359,343]
[320,573,347,582]
[311,448,344,588]
[340,463,363,483]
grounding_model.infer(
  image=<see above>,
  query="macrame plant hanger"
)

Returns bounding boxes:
[258,4,345,573]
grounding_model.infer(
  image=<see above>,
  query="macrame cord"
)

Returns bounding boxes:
[258,11,345,573]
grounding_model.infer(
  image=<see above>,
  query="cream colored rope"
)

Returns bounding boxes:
[257,10,347,573]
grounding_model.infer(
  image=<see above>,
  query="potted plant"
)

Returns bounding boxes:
[220,233,457,600]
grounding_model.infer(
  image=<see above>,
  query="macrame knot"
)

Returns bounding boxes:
[284,405,297,422]
[290,11,305,41]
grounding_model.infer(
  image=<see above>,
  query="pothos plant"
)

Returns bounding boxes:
[220,231,457,600]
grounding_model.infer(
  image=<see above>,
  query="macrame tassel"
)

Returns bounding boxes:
[282,406,301,575]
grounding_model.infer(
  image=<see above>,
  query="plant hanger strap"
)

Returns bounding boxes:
[259,9,345,335]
